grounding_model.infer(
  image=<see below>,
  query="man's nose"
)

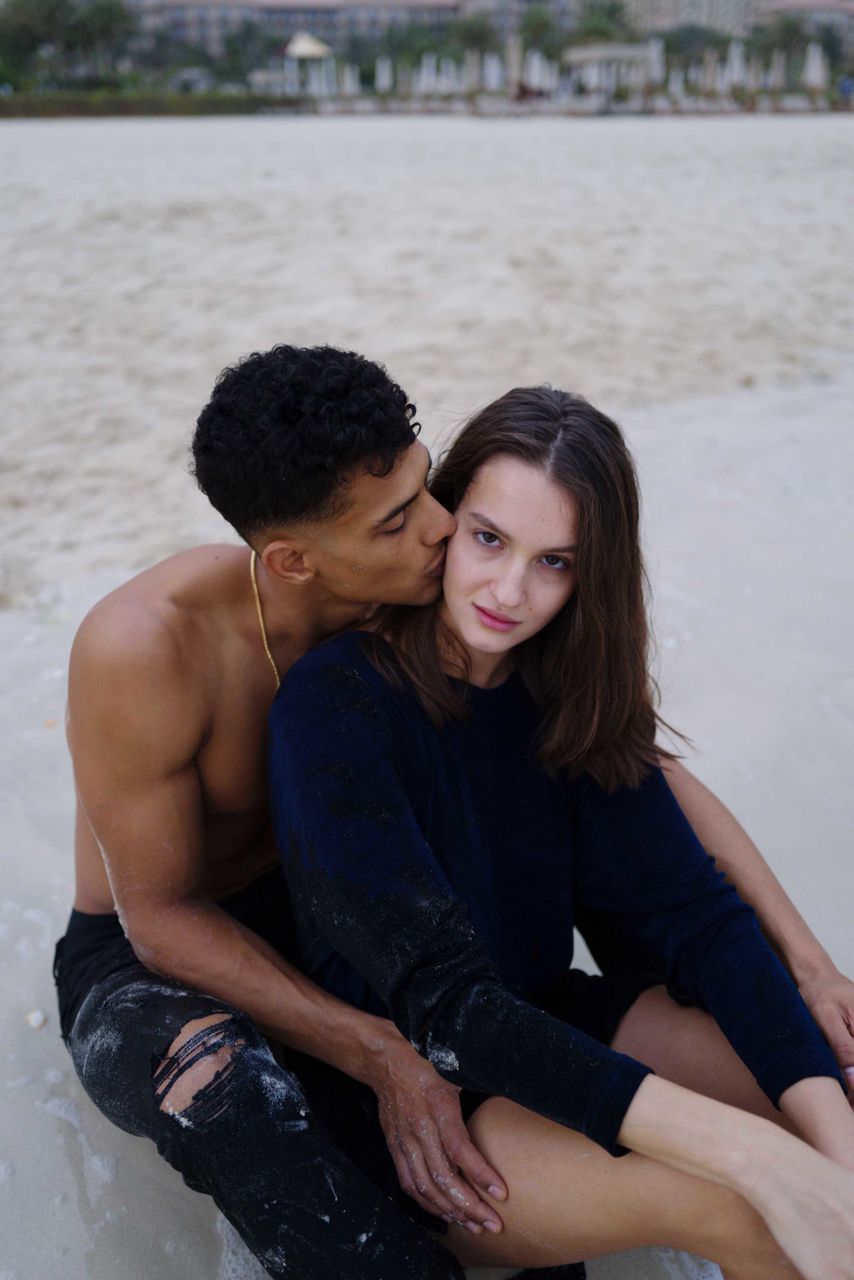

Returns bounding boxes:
[426,497,456,544]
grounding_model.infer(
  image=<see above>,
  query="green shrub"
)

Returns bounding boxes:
[0,90,308,117]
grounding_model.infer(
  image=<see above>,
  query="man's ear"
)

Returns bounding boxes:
[261,539,316,586]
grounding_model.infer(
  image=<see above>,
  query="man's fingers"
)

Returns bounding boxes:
[443,1121,508,1204]
[399,1137,473,1226]
[399,1161,448,1219]
[422,1133,503,1234]
[376,1079,506,1231]
[391,1150,422,1208]
[381,1112,462,1221]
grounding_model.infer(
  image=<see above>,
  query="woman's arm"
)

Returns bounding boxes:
[619,1073,854,1280]
[573,767,852,1156]
[662,758,854,1093]
[661,759,834,983]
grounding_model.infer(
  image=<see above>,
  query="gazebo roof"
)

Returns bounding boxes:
[285,31,333,59]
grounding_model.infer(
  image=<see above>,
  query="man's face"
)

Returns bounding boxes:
[305,441,457,606]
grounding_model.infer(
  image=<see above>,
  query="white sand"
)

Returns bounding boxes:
[1,114,852,1279]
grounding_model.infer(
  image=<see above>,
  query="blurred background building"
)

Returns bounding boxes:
[127,0,464,53]
[113,0,854,57]
[754,0,854,54]
[622,0,756,35]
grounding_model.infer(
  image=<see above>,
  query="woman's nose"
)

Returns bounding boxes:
[490,565,525,609]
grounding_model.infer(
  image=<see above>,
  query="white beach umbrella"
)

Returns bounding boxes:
[802,41,829,91]
[647,37,666,86]
[375,55,394,94]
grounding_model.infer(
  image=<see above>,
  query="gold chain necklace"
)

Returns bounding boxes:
[250,550,281,691]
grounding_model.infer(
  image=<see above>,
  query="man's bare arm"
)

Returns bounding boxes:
[66,602,507,1229]
[662,758,854,1091]
[67,603,392,1075]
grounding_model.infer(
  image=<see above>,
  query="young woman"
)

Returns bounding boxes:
[267,387,854,1279]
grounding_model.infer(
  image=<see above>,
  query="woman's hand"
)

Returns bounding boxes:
[361,1027,507,1234]
[798,967,854,1099]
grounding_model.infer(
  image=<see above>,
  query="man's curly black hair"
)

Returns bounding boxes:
[191,344,419,542]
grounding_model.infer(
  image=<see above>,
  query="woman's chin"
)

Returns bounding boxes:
[460,625,522,663]
[476,635,517,656]
[442,602,523,665]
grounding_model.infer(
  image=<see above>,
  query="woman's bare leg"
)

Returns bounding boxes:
[442,983,806,1276]
[609,984,796,1131]
[440,1097,797,1279]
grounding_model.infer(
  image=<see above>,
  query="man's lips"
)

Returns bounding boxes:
[473,603,520,632]
[426,552,446,578]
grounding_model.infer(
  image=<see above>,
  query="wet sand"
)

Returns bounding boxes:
[1,114,852,1279]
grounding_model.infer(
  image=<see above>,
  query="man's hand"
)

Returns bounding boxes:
[798,966,854,1102]
[363,1030,507,1234]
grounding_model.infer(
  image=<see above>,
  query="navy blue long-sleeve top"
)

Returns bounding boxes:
[268,632,844,1157]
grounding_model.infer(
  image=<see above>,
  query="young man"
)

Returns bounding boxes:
[56,345,854,1280]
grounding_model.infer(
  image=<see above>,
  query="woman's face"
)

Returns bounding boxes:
[440,454,578,682]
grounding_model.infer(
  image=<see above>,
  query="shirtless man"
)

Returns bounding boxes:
[55,344,854,1280]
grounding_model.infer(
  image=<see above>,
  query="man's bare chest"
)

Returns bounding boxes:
[196,676,275,822]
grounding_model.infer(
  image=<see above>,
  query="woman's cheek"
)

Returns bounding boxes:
[538,577,574,628]
[446,539,477,595]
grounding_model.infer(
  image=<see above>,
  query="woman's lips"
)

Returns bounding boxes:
[473,603,520,632]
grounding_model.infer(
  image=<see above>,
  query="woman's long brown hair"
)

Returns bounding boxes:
[365,387,679,792]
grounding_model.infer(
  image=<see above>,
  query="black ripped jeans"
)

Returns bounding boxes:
[53,870,471,1280]
[54,870,585,1280]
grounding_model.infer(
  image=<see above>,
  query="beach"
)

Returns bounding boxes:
[1,114,852,1280]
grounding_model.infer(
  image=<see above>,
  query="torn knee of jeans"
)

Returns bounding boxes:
[153,1012,247,1127]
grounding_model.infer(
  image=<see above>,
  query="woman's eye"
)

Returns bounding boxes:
[541,555,569,571]
[474,530,501,548]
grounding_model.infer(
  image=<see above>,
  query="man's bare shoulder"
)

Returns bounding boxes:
[70,544,246,700]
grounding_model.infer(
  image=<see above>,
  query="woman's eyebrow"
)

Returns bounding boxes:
[469,511,576,554]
